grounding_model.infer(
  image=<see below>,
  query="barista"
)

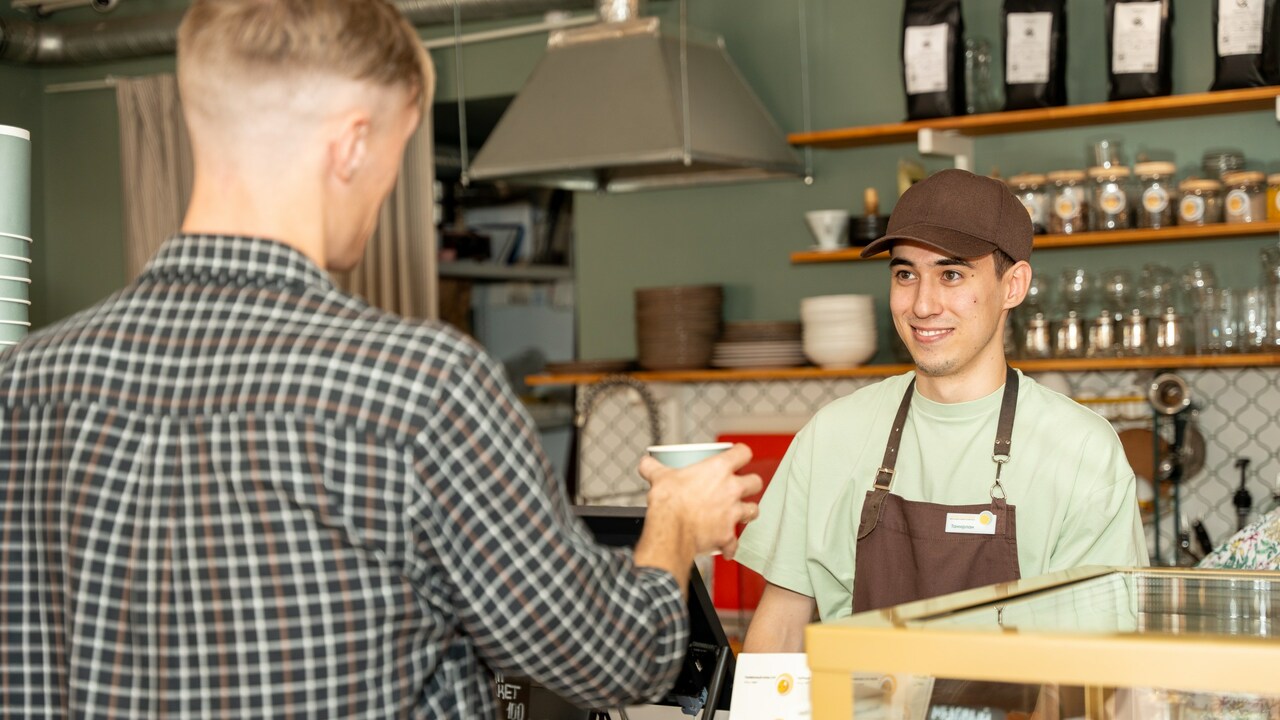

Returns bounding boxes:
[737,170,1147,652]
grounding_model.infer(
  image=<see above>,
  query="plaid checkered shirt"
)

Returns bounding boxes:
[0,235,688,719]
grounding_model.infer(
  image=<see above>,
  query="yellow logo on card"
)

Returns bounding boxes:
[775,673,793,696]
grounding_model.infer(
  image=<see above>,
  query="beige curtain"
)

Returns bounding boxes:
[115,74,193,280]
[115,73,437,320]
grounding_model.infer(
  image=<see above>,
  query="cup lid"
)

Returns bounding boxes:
[1222,170,1264,185]
[1007,173,1047,186]
[1134,161,1176,176]
[1179,178,1223,191]
[1047,169,1087,182]
[1088,165,1131,179]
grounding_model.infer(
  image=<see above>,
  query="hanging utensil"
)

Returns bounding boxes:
[1233,457,1253,532]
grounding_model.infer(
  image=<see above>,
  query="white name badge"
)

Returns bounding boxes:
[945,510,997,535]
[729,653,811,720]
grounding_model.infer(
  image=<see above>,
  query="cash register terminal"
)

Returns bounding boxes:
[494,506,735,720]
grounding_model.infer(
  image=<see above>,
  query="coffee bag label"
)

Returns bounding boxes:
[1007,12,1053,84]
[905,23,950,95]
[1113,2,1162,74]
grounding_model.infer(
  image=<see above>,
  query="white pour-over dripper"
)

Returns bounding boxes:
[805,210,849,251]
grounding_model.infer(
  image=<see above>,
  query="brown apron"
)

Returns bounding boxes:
[853,366,1022,614]
[853,368,1037,715]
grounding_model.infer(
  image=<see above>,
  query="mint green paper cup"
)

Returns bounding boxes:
[0,236,31,259]
[0,299,29,322]
[646,442,734,469]
[0,276,31,302]
[0,321,28,343]
[0,126,31,238]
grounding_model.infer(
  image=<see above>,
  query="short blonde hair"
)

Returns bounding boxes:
[178,0,433,110]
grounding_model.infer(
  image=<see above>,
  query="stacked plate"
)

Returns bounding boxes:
[711,321,804,368]
[636,285,723,370]
[801,294,877,368]
[0,125,31,348]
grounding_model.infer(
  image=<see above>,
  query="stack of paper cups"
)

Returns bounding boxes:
[0,125,32,347]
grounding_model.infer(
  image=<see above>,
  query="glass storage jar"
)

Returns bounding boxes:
[1007,173,1049,234]
[1223,170,1266,224]
[1177,178,1223,226]
[1089,165,1133,231]
[1268,173,1280,222]
[1047,170,1089,234]
[1135,161,1177,229]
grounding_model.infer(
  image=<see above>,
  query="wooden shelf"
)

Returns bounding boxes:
[525,353,1280,386]
[792,222,1280,264]
[789,86,1280,149]
[438,262,572,281]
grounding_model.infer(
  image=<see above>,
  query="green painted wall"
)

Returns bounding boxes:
[9,0,1279,358]
[576,0,1280,361]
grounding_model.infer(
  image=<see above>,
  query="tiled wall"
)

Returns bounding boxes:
[575,368,1280,565]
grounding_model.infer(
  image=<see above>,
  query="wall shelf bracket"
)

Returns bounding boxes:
[917,128,974,171]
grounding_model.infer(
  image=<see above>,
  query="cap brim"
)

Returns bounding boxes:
[858,222,1001,259]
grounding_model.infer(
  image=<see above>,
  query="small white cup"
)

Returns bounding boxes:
[646,442,734,468]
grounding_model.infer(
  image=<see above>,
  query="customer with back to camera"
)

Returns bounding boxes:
[736,169,1147,653]
[0,1,762,717]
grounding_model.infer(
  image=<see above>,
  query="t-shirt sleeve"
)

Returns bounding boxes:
[735,426,816,598]
[411,345,688,708]
[1048,425,1149,571]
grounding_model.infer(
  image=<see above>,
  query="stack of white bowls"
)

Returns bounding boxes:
[801,294,877,368]
[0,125,31,349]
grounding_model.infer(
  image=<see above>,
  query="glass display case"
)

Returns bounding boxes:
[805,566,1280,719]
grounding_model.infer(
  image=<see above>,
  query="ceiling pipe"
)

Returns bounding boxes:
[0,0,595,66]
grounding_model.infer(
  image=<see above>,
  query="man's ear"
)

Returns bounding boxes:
[1004,260,1032,310]
[332,115,371,183]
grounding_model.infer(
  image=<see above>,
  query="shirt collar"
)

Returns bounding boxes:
[140,234,336,292]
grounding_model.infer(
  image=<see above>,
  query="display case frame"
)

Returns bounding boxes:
[805,566,1280,719]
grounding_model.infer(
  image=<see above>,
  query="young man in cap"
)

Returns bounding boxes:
[0,1,761,717]
[737,169,1146,652]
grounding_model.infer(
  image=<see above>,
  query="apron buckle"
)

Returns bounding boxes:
[990,478,1007,500]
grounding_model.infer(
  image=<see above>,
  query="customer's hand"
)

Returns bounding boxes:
[633,444,762,590]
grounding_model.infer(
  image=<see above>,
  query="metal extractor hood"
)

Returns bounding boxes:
[468,15,803,192]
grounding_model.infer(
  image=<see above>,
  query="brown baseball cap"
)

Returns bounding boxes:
[859,169,1034,262]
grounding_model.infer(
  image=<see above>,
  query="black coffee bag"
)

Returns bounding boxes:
[1211,0,1279,90]
[1106,0,1174,101]
[1003,0,1068,110]
[902,0,966,120]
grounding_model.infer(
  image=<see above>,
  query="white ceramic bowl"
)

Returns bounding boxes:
[801,294,873,311]
[804,342,877,369]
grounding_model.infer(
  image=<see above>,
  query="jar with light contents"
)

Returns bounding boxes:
[1222,171,1266,224]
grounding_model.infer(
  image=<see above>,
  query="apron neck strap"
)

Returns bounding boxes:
[875,366,1020,492]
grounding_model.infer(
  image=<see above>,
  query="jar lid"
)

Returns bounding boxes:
[1269,173,1280,184]
[1007,173,1047,186]
[1179,178,1223,191]
[1222,170,1265,185]
[1047,169,1087,182]
[1134,161,1176,176]
[1088,165,1131,179]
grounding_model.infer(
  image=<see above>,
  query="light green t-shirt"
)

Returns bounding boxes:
[735,370,1148,622]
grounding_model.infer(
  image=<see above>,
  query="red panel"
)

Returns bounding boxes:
[712,433,794,611]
